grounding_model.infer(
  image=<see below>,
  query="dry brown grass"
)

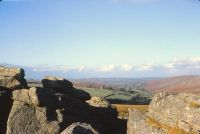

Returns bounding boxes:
[146,116,169,130]
[113,104,149,113]
[146,117,194,134]
[167,127,193,134]
[189,102,200,108]
[112,104,149,119]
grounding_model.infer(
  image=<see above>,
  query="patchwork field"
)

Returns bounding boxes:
[78,87,152,104]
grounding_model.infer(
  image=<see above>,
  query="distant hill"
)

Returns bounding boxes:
[72,76,200,94]
[72,78,156,90]
[2,64,200,94]
[145,75,200,94]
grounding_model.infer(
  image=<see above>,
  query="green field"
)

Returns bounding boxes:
[77,87,152,104]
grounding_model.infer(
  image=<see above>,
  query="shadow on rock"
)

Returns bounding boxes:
[60,104,127,134]
[0,87,13,134]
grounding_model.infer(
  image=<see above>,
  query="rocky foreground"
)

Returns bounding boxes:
[127,92,200,134]
[0,66,126,134]
[1,66,200,134]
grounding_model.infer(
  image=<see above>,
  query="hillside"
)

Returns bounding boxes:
[28,76,200,97]
[145,75,200,94]
[72,78,154,89]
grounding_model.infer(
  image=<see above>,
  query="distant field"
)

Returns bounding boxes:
[72,78,154,104]
[77,87,133,100]
[77,87,152,104]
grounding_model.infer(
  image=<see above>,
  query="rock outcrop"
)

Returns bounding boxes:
[4,65,200,134]
[0,66,126,134]
[6,87,64,134]
[42,76,91,101]
[61,122,99,134]
[7,86,124,134]
[127,109,165,134]
[6,86,94,134]
[0,66,27,89]
[127,91,200,134]
[86,96,111,108]
[0,66,28,134]
[42,76,73,90]
[148,92,200,133]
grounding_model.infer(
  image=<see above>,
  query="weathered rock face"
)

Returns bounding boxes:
[86,97,111,108]
[127,109,165,134]
[6,87,62,134]
[61,122,99,134]
[148,92,200,134]
[7,87,125,134]
[7,87,89,134]
[7,101,61,134]
[0,66,27,89]
[42,76,90,101]
[11,87,70,108]
[0,67,126,134]
[127,92,200,134]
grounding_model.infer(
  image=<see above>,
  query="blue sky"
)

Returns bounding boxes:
[0,0,200,78]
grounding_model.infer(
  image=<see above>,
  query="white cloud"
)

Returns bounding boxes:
[164,63,174,69]
[98,64,116,72]
[137,64,153,71]
[165,57,200,69]
[78,65,86,72]
[30,56,200,77]
[98,64,133,72]
[122,64,133,71]
[188,57,200,63]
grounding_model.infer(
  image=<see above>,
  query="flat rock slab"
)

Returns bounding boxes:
[42,76,73,90]
[0,66,27,89]
[42,76,90,101]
